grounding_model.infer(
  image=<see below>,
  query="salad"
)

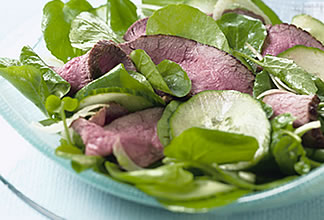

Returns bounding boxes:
[1,0,324,213]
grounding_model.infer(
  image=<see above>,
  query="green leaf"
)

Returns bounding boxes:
[164,127,259,165]
[157,60,192,97]
[19,46,70,98]
[91,3,111,24]
[238,52,318,95]
[128,71,154,92]
[270,114,315,175]
[253,70,275,98]
[109,0,138,36]
[0,65,49,114]
[137,179,235,201]
[262,56,318,95]
[130,49,171,93]
[69,12,122,52]
[56,139,104,173]
[217,13,267,57]
[157,101,181,147]
[0,58,20,68]
[146,4,230,52]
[105,161,193,186]
[45,95,62,113]
[42,0,93,62]
[160,189,251,213]
[62,96,79,112]
[142,0,218,14]
[251,0,282,24]
[130,50,191,97]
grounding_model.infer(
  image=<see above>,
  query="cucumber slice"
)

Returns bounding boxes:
[292,14,324,45]
[170,90,271,169]
[213,0,272,24]
[78,87,163,112]
[278,45,324,82]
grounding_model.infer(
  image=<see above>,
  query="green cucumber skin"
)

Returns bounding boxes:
[278,45,324,82]
[78,87,164,112]
[169,90,271,169]
[292,14,324,45]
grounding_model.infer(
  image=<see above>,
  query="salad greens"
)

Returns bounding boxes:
[146,4,230,52]
[1,0,324,214]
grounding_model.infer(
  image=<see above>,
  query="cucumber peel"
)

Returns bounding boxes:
[78,87,164,112]
[292,14,324,45]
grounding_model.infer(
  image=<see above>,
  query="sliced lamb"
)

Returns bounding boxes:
[55,40,136,94]
[72,108,164,167]
[88,40,136,79]
[89,103,129,126]
[123,17,148,42]
[72,118,117,156]
[104,107,164,167]
[120,35,255,95]
[262,91,324,148]
[262,23,324,56]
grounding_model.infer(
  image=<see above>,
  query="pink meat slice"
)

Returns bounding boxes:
[120,34,255,95]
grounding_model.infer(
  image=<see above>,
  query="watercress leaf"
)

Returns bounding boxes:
[312,76,324,101]
[19,46,70,98]
[91,3,111,24]
[259,100,273,119]
[137,179,235,201]
[109,0,138,36]
[251,0,282,25]
[70,12,122,52]
[128,71,154,92]
[157,101,182,147]
[157,60,192,97]
[146,4,230,52]
[271,134,306,175]
[105,161,193,186]
[0,58,20,68]
[0,65,49,114]
[56,139,104,173]
[271,113,295,132]
[253,70,275,98]
[42,0,93,62]
[130,49,171,93]
[142,0,218,14]
[45,95,62,114]
[217,13,267,57]
[160,189,251,213]
[164,127,259,165]
[262,56,318,95]
[62,96,79,112]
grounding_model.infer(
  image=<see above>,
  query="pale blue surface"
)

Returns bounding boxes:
[1,0,324,219]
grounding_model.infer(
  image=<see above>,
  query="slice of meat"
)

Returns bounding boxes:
[120,35,255,95]
[55,40,136,94]
[72,108,164,167]
[262,23,324,56]
[54,54,92,94]
[123,17,149,42]
[262,91,324,148]
[104,107,164,167]
[72,118,117,156]
[88,40,136,79]
[222,9,266,24]
[262,91,319,127]
[89,103,129,126]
